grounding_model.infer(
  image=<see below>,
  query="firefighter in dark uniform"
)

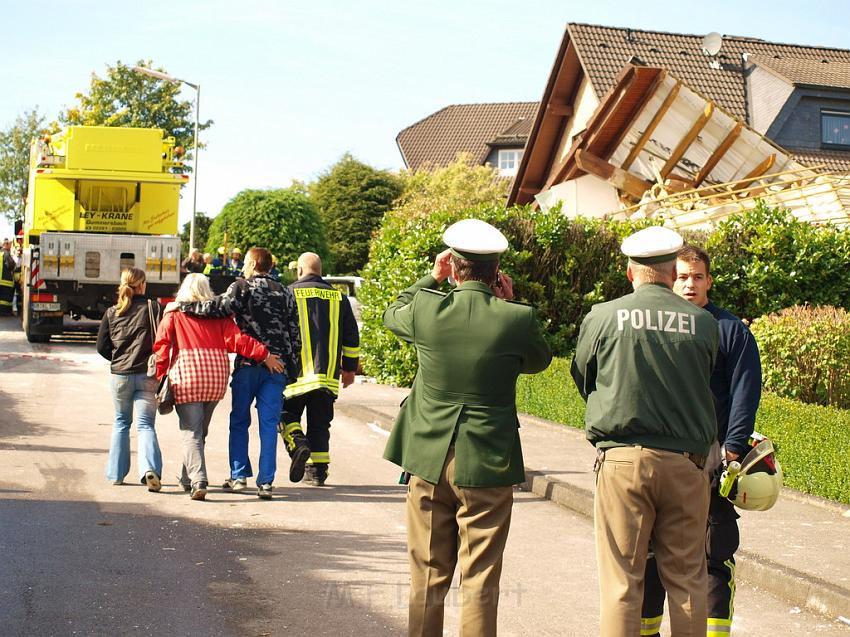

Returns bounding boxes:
[571,226,719,637]
[0,239,15,316]
[641,244,762,637]
[279,252,360,486]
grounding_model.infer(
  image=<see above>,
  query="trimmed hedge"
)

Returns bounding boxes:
[516,357,850,504]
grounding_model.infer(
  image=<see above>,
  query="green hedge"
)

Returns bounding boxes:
[360,202,654,385]
[705,202,850,321]
[751,305,850,408]
[516,357,850,504]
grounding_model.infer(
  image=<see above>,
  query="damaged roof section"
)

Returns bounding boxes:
[530,64,850,227]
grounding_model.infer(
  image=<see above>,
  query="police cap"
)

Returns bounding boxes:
[621,226,683,265]
[443,219,508,262]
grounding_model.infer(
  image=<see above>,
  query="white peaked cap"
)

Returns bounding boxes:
[443,219,509,261]
[621,226,683,264]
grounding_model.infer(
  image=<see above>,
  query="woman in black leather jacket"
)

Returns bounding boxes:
[96,267,164,491]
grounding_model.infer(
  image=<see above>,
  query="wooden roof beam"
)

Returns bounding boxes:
[692,122,743,188]
[660,103,715,179]
[734,154,777,193]
[621,81,681,170]
[546,103,574,117]
[576,149,652,199]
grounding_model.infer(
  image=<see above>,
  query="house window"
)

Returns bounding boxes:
[821,110,850,147]
[498,149,523,176]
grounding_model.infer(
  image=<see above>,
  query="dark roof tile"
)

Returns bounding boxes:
[396,102,538,171]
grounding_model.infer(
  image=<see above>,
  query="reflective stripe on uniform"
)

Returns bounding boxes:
[342,345,360,358]
[296,295,313,377]
[282,421,304,450]
[326,295,340,379]
[640,615,663,636]
[308,451,330,464]
[707,617,732,635]
[284,374,340,398]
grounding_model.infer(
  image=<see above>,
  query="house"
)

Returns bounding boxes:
[508,23,850,226]
[396,102,538,177]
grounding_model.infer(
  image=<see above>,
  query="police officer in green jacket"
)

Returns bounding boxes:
[571,226,719,637]
[383,219,552,637]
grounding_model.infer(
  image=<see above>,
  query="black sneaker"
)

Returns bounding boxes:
[190,482,208,501]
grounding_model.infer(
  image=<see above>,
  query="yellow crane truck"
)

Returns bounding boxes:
[21,126,186,342]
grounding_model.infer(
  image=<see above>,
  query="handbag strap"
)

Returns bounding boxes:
[146,299,157,342]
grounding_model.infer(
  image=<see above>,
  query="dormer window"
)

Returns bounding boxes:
[498,149,523,176]
[822,110,850,147]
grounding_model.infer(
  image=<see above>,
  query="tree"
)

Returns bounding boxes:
[205,188,328,267]
[179,212,213,256]
[59,60,213,171]
[310,153,402,274]
[0,108,46,222]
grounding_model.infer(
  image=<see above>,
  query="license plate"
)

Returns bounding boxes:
[32,302,61,311]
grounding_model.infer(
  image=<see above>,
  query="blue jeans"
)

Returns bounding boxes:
[106,373,162,482]
[229,366,286,485]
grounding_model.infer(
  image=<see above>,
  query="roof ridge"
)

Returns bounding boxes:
[567,22,850,55]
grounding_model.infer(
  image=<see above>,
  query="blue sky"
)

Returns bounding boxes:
[2,0,847,238]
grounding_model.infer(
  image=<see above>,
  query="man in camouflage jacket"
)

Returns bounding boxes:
[178,247,301,499]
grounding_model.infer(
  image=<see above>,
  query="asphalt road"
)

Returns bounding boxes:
[1,315,847,636]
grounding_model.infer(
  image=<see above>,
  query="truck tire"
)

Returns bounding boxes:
[21,277,50,343]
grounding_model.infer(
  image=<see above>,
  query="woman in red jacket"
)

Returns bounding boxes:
[155,274,283,500]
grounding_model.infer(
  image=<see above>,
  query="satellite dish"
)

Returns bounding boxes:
[702,32,723,56]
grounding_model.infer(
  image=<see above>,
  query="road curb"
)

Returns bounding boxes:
[336,401,850,620]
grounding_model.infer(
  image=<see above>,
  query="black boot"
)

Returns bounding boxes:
[308,463,328,487]
[288,429,311,483]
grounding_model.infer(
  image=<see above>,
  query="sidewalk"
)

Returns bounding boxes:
[336,381,850,624]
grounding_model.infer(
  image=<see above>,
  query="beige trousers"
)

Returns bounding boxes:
[406,448,514,637]
[595,446,709,637]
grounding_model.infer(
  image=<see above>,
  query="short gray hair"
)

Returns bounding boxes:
[175,273,215,303]
[629,259,676,286]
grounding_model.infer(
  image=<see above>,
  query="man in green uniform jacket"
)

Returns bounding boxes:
[571,226,719,637]
[383,219,551,637]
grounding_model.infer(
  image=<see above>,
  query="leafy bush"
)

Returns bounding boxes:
[750,305,850,408]
[310,154,403,275]
[360,196,653,385]
[705,202,850,320]
[516,357,850,504]
[205,187,328,267]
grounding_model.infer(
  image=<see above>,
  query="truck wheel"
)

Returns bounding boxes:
[21,280,50,343]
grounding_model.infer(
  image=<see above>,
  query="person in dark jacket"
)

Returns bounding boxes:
[96,267,164,491]
[280,252,360,487]
[641,244,762,637]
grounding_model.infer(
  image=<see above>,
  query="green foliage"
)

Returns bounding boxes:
[516,357,585,428]
[180,212,213,256]
[359,160,654,384]
[706,202,850,320]
[59,60,213,171]
[310,153,402,275]
[756,394,850,504]
[517,357,850,504]
[750,305,850,408]
[205,188,327,267]
[0,108,46,222]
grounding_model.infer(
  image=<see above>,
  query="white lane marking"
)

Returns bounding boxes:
[367,421,389,437]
